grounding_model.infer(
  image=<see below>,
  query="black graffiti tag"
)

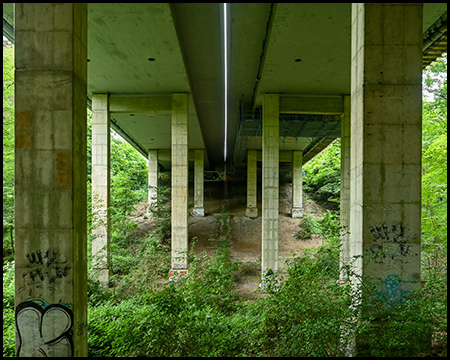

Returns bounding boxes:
[23,250,70,284]
[369,222,407,244]
[368,222,416,264]
[16,301,73,357]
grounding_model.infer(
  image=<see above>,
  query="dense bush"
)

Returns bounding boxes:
[303,139,341,203]
[3,261,15,357]
[86,207,447,357]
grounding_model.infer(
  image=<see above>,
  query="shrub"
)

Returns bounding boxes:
[295,212,321,240]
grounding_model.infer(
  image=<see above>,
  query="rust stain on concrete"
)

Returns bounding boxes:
[55,151,72,188]
[15,111,33,149]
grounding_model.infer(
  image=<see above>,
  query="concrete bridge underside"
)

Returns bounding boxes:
[5,3,447,356]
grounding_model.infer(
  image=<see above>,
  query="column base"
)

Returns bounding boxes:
[169,269,188,282]
[193,207,204,217]
[246,206,258,218]
[291,207,304,219]
[260,269,280,293]
[97,269,111,287]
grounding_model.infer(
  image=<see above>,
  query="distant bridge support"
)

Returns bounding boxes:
[291,150,304,218]
[261,93,280,276]
[340,95,351,282]
[91,93,111,287]
[246,149,258,218]
[171,93,189,271]
[193,149,205,216]
[148,150,159,212]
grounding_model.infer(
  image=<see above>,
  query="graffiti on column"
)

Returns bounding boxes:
[375,274,411,306]
[368,221,418,264]
[15,300,73,357]
[22,249,71,285]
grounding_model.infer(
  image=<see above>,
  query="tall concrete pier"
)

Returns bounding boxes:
[91,93,111,286]
[349,2,423,304]
[14,3,88,356]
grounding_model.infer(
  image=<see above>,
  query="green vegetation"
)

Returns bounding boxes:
[3,41,14,262]
[3,37,447,358]
[303,138,341,204]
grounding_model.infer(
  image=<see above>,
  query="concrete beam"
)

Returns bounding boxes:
[14,3,88,356]
[280,95,344,115]
[255,150,296,162]
[157,149,203,162]
[109,95,172,114]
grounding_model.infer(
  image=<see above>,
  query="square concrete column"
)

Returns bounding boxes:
[350,3,423,303]
[262,93,280,275]
[148,149,158,213]
[14,3,88,356]
[291,150,304,218]
[91,94,111,286]
[193,149,205,216]
[246,149,258,218]
[171,93,189,271]
[339,95,351,281]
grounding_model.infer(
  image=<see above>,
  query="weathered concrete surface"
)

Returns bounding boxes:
[171,93,189,270]
[261,93,280,274]
[193,149,205,216]
[14,3,88,356]
[291,150,304,218]
[246,149,258,218]
[148,149,158,211]
[340,95,351,281]
[91,93,111,286]
[350,3,422,301]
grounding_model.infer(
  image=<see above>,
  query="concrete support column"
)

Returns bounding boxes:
[291,150,304,218]
[148,150,158,212]
[14,3,88,356]
[171,93,189,271]
[350,3,423,301]
[339,95,351,281]
[262,93,280,276]
[91,94,111,287]
[193,149,205,216]
[246,149,258,218]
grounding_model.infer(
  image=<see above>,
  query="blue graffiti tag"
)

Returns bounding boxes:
[375,274,411,306]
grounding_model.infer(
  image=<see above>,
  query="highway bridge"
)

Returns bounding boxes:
[3,3,447,356]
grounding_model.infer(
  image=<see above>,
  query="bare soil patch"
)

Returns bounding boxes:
[133,181,329,299]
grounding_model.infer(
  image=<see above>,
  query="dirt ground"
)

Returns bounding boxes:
[133,181,328,299]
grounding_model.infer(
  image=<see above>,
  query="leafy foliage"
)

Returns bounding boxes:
[3,42,14,257]
[303,139,341,203]
[421,53,447,279]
